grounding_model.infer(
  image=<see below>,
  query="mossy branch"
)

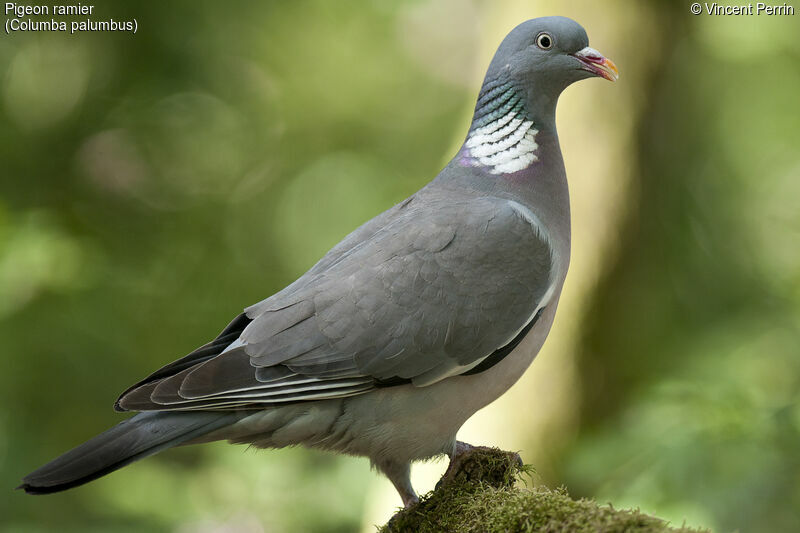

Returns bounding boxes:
[380,447,708,533]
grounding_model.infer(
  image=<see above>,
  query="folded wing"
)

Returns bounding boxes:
[117,192,554,411]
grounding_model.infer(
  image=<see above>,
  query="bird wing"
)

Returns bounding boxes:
[117,192,555,411]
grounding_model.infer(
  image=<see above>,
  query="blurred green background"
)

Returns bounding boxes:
[1,0,798,531]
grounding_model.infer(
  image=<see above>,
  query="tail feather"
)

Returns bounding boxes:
[19,411,237,494]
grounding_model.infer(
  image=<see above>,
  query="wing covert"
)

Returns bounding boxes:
[117,193,555,411]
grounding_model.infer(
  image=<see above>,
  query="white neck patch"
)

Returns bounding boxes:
[461,82,539,175]
[465,112,539,174]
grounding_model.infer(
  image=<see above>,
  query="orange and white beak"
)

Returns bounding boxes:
[572,47,619,82]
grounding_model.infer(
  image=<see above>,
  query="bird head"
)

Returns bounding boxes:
[458,17,618,175]
[485,16,618,98]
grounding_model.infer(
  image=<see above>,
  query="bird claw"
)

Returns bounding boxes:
[437,441,523,490]
[402,494,420,509]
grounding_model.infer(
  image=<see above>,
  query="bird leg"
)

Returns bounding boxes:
[375,459,419,508]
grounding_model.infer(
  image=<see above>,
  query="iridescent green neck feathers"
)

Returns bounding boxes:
[460,81,539,175]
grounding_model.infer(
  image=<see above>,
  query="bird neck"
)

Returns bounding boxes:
[457,78,557,176]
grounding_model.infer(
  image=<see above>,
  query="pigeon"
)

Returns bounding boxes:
[19,16,617,507]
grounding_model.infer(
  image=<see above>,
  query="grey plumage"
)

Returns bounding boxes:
[20,16,617,505]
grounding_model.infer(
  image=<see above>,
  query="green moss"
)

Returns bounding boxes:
[380,448,707,533]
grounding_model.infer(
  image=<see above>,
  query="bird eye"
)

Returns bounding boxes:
[536,33,553,50]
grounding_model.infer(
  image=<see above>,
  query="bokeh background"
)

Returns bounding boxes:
[1,0,798,531]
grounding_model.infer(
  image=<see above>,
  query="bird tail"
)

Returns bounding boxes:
[18,411,238,494]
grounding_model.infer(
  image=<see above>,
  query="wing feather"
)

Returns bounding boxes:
[116,192,555,412]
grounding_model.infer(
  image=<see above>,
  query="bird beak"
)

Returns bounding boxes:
[572,47,619,82]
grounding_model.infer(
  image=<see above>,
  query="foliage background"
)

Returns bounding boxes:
[1,1,798,532]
